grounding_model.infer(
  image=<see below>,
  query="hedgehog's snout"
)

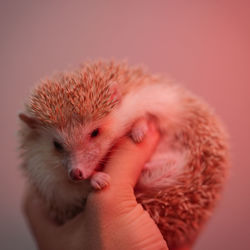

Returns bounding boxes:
[69,168,84,181]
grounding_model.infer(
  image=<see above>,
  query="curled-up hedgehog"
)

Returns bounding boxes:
[18,61,229,249]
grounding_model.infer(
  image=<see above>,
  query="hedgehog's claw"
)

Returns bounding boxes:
[91,172,111,190]
[131,118,148,143]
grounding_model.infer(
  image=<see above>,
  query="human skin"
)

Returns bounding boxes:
[22,121,172,250]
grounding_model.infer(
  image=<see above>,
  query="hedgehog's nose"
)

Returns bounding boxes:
[69,168,84,181]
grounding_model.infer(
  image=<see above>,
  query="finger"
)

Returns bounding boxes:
[103,121,159,188]
[22,187,91,249]
[22,187,61,241]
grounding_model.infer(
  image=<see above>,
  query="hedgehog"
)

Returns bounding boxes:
[18,61,229,249]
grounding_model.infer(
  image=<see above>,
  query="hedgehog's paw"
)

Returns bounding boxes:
[91,172,111,190]
[131,118,148,143]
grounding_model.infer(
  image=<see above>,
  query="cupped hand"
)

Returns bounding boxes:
[23,121,169,250]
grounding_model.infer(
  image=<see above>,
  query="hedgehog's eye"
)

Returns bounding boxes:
[90,128,99,138]
[53,140,64,151]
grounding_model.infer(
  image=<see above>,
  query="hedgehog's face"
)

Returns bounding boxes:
[55,119,115,182]
[19,113,116,188]
[19,67,123,188]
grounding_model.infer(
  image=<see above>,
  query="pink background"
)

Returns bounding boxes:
[0,1,249,249]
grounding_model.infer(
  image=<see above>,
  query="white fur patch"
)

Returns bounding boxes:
[111,83,188,188]
[112,83,183,129]
[138,150,189,188]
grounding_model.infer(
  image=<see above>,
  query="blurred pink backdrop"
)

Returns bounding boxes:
[0,1,249,249]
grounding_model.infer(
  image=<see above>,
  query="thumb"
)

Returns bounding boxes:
[103,121,159,188]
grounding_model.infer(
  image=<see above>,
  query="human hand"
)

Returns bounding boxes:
[22,121,169,250]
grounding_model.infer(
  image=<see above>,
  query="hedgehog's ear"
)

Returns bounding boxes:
[109,82,121,105]
[19,113,38,129]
